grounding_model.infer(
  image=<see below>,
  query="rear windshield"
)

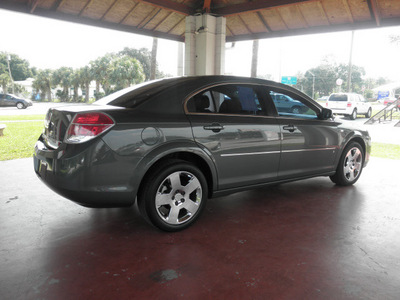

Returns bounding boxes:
[94,79,165,108]
[329,94,348,101]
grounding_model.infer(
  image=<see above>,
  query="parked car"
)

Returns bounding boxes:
[34,76,371,231]
[326,93,372,120]
[270,92,308,114]
[317,96,329,102]
[383,97,400,108]
[0,93,32,109]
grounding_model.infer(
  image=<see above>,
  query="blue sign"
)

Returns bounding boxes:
[377,91,389,100]
[281,76,297,85]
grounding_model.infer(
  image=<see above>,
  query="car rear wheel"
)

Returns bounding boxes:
[365,108,372,118]
[330,142,364,186]
[138,159,208,231]
[349,109,357,120]
[16,102,25,109]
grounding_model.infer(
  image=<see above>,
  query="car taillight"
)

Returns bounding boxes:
[65,112,114,144]
[347,102,352,107]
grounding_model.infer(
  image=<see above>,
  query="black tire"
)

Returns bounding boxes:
[349,109,357,120]
[138,159,208,232]
[16,102,25,109]
[365,108,372,118]
[330,142,364,186]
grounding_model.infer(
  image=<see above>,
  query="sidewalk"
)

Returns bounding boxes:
[364,121,400,145]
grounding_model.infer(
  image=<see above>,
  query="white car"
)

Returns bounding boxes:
[326,93,372,120]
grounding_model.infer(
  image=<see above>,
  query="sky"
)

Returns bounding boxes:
[1,8,400,82]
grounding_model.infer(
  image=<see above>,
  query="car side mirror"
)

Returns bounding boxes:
[319,108,333,120]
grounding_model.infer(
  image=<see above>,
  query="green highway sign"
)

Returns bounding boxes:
[281,76,297,85]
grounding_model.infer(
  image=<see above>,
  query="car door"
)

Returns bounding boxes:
[264,87,340,179]
[3,94,15,107]
[356,94,369,114]
[186,84,281,190]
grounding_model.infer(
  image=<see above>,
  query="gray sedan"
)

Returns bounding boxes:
[0,93,32,109]
[34,76,371,231]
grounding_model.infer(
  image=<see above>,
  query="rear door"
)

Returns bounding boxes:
[186,84,281,190]
[355,94,369,114]
[263,87,340,179]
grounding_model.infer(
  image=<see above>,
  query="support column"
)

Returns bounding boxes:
[185,14,226,76]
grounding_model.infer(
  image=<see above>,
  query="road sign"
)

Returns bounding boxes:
[377,91,389,100]
[281,76,297,85]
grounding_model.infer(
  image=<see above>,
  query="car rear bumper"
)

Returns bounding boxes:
[330,108,351,115]
[33,135,139,208]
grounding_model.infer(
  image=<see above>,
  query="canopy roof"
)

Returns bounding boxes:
[1,0,400,42]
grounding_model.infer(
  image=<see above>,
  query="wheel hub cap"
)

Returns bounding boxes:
[155,171,202,225]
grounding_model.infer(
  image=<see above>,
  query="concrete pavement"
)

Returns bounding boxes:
[1,157,400,299]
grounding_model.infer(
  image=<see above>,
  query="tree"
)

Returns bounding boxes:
[298,58,367,97]
[298,64,337,97]
[0,52,33,81]
[33,69,53,101]
[79,66,92,103]
[150,38,158,80]
[0,73,10,94]
[70,69,81,102]
[109,56,145,91]
[120,47,153,81]
[90,54,113,98]
[336,63,366,93]
[52,67,73,101]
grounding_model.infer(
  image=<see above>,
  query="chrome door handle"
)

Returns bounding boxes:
[203,123,224,133]
[283,125,296,133]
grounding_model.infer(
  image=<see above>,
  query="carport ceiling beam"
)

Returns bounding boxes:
[366,0,381,26]
[213,0,311,16]
[141,0,192,15]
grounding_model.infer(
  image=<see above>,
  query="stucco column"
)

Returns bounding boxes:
[184,14,226,76]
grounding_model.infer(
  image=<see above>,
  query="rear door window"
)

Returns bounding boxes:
[187,84,266,116]
[329,94,348,102]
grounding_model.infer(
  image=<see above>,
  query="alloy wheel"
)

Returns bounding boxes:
[155,171,202,225]
[343,147,362,182]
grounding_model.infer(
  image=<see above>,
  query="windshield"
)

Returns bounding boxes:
[329,94,348,101]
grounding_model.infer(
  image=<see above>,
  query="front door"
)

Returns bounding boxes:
[265,88,340,179]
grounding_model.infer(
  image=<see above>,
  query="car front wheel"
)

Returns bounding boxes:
[16,102,25,109]
[291,106,301,114]
[330,142,364,186]
[365,108,372,118]
[138,159,208,231]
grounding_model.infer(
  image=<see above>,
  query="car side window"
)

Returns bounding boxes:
[187,85,265,116]
[268,89,318,119]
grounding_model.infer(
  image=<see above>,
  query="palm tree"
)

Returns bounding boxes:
[90,54,113,98]
[79,66,92,103]
[70,69,81,102]
[33,69,53,101]
[52,67,73,102]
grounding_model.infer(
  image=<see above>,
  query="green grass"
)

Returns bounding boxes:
[371,143,400,160]
[0,115,45,121]
[0,121,43,161]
